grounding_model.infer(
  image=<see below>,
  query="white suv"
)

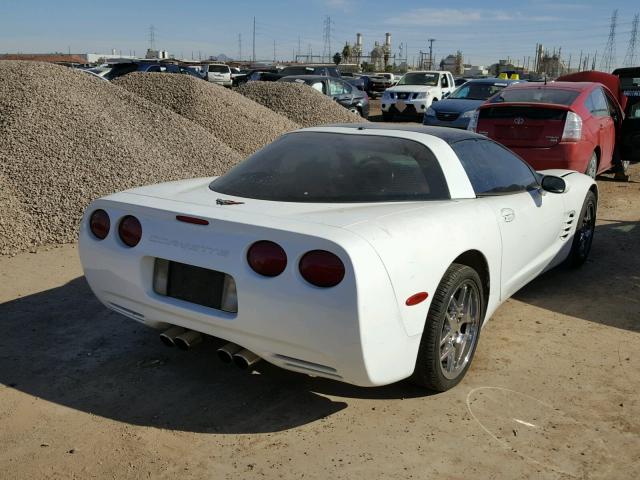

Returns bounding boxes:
[381,71,456,121]
[206,63,232,87]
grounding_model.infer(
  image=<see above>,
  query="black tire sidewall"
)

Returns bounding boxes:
[411,264,485,392]
[568,191,597,267]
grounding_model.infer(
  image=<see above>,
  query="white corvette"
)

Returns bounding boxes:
[79,125,597,392]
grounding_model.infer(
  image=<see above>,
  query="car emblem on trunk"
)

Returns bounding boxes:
[216,199,244,205]
[514,117,525,125]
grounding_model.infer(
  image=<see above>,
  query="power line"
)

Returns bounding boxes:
[623,13,639,68]
[600,9,617,72]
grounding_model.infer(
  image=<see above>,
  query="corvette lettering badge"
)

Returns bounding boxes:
[216,199,245,205]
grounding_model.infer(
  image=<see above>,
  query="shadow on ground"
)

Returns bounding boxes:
[515,220,640,332]
[0,277,426,434]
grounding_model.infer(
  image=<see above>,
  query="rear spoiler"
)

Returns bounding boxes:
[477,102,574,112]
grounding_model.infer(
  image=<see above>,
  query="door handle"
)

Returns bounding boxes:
[501,208,515,222]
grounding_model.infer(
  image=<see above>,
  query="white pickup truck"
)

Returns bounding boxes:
[381,71,456,121]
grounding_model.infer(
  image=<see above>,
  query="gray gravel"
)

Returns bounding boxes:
[0,61,242,255]
[237,81,365,128]
[114,73,299,156]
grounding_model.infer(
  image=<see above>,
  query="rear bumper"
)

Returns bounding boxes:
[78,197,420,387]
[507,141,594,173]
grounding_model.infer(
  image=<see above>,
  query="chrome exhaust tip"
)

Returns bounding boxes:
[173,330,203,351]
[232,349,261,370]
[217,342,242,364]
[159,326,187,347]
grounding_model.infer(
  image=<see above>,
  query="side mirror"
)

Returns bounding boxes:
[541,175,566,194]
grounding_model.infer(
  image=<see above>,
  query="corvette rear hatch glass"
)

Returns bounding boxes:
[209,132,450,202]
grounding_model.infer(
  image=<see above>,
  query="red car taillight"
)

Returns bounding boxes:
[561,111,583,142]
[299,250,345,288]
[247,240,287,277]
[89,209,110,240]
[118,215,142,247]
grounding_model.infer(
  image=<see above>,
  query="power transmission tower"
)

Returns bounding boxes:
[623,13,639,67]
[148,25,156,51]
[600,9,618,72]
[238,33,242,61]
[322,16,332,62]
[252,17,256,63]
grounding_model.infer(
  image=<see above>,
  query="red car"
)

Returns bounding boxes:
[471,74,625,178]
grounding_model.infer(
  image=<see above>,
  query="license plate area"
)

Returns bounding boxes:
[153,258,237,313]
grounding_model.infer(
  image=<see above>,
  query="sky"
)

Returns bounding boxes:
[0,0,639,68]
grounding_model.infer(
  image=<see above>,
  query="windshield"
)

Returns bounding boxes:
[397,73,438,86]
[449,82,509,100]
[490,87,579,106]
[210,132,450,203]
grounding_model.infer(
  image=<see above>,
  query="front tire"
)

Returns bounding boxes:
[567,191,597,267]
[411,264,484,392]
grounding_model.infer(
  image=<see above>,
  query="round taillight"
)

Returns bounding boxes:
[247,240,287,277]
[299,250,345,288]
[118,215,142,247]
[89,209,110,240]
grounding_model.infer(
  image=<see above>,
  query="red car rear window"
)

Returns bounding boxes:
[490,88,580,106]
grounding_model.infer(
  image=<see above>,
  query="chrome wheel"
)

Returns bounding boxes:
[439,280,481,379]
[577,200,596,258]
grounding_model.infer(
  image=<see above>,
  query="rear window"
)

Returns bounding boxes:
[209,65,230,73]
[490,87,580,106]
[281,67,318,75]
[210,132,450,203]
[620,77,640,89]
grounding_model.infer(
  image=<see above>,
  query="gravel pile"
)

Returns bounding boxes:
[114,73,299,156]
[0,61,242,255]
[237,81,365,127]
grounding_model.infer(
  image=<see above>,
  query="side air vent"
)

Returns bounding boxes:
[560,211,577,240]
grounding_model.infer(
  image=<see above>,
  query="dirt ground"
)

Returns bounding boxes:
[1,164,639,479]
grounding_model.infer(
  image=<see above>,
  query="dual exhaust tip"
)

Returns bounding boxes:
[216,342,261,370]
[160,327,260,369]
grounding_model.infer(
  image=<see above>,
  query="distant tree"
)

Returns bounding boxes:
[342,43,352,62]
[384,64,394,73]
[333,52,342,65]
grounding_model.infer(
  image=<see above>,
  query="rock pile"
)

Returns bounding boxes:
[113,73,299,156]
[0,61,241,255]
[237,81,365,127]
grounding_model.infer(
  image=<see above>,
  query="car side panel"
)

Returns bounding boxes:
[346,199,503,337]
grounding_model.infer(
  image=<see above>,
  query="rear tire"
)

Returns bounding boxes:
[382,112,394,122]
[566,191,597,267]
[411,264,484,392]
[585,152,598,179]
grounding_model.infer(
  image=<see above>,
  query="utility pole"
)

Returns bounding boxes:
[623,13,639,67]
[238,33,242,61]
[428,38,435,70]
[252,16,256,63]
[298,35,301,60]
[578,50,583,72]
[273,40,276,63]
